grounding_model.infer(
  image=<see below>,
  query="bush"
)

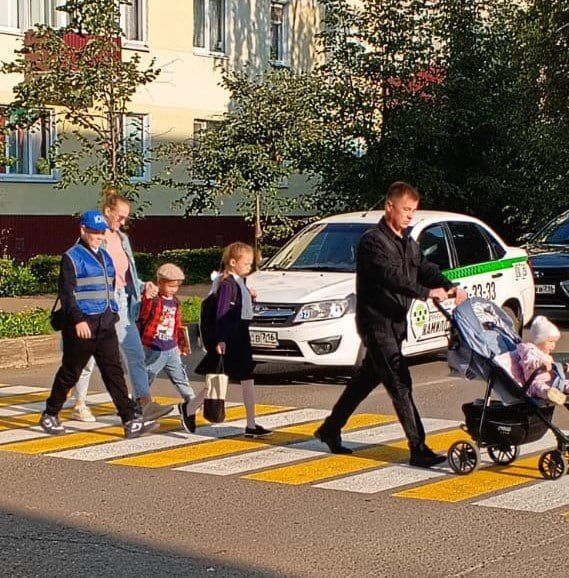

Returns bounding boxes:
[180,296,202,324]
[134,252,159,282]
[28,255,60,294]
[0,259,39,297]
[0,308,52,339]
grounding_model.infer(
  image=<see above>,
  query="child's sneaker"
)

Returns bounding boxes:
[178,401,196,433]
[547,388,567,405]
[39,412,66,435]
[71,404,96,422]
[244,424,273,438]
[124,417,160,439]
[141,401,174,421]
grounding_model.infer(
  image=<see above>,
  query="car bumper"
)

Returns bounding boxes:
[251,314,361,366]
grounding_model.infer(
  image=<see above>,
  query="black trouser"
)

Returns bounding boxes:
[322,331,426,450]
[45,316,135,424]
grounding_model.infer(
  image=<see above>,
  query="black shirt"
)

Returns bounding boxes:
[355,217,454,340]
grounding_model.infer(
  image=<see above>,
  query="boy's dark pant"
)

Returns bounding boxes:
[45,321,136,424]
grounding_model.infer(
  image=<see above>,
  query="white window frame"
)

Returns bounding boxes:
[0,1,67,34]
[269,1,290,66]
[0,107,57,182]
[120,0,148,49]
[193,0,228,57]
[123,112,151,182]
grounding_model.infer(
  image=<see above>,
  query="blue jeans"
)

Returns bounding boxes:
[75,288,151,401]
[144,346,196,401]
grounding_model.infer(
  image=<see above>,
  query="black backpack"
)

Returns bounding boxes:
[199,279,238,352]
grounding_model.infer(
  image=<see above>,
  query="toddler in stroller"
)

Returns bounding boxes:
[435,297,569,480]
[517,315,569,405]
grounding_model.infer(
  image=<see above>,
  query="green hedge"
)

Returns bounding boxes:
[0,308,52,339]
[2,245,282,296]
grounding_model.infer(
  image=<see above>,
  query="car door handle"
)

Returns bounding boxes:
[492,273,503,279]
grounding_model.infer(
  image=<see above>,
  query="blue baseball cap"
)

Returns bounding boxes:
[80,209,108,232]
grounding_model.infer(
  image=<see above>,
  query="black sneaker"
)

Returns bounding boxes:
[244,425,273,438]
[409,448,447,468]
[124,417,160,439]
[314,425,353,454]
[178,401,196,433]
[39,412,66,435]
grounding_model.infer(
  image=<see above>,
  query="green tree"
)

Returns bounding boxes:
[155,67,324,253]
[0,0,160,200]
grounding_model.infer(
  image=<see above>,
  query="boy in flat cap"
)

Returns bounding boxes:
[40,210,159,439]
[138,263,206,433]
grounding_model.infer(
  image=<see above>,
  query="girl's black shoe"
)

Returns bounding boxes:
[244,425,272,438]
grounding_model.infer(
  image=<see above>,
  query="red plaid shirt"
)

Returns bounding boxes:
[138,294,183,349]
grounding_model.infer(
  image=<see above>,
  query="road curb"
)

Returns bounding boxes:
[0,333,61,369]
[0,323,200,370]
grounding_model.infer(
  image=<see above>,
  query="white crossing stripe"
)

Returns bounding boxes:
[0,393,112,417]
[0,386,48,396]
[314,464,449,493]
[47,408,322,461]
[474,475,569,512]
[175,418,459,476]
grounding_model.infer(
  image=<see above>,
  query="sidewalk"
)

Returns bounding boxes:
[0,283,211,313]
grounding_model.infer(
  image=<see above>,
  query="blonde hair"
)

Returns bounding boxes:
[220,242,254,278]
[101,188,130,212]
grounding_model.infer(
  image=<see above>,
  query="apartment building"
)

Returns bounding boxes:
[0,0,322,260]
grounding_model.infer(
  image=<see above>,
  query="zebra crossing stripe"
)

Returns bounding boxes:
[0,404,284,455]
[0,391,51,407]
[244,424,464,485]
[170,414,396,475]
[0,386,48,396]
[314,464,449,493]
[0,392,112,417]
[108,409,334,468]
[474,475,569,512]
[175,418,454,477]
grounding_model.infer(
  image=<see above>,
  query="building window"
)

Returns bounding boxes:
[270,2,289,64]
[192,118,222,147]
[121,0,146,43]
[0,1,67,31]
[193,0,226,54]
[0,108,55,180]
[123,113,150,181]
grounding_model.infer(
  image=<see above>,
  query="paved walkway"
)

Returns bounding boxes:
[0,284,210,313]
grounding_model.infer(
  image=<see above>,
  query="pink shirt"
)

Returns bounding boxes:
[104,230,129,289]
[517,342,569,398]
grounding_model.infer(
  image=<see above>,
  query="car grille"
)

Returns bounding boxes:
[252,303,299,326]
[252,340,303,357]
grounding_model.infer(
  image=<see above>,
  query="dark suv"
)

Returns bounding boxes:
[526,210,569,311]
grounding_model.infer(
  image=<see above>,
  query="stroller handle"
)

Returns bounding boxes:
[432,297,453,322]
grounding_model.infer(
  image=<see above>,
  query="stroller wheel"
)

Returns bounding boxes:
[538,450,568,480]
[448,440,480,475]
[488,444,520,465]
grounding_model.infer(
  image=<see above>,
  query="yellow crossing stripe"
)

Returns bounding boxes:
[395,454,543,503]
[0,391,50,407]
[0,404,286,454]
[245,429,464,485]
[110,413,392,469]
[0,403,118,431]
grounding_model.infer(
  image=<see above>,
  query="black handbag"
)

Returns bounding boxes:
[202,356,228,423]
[49,296,65,331]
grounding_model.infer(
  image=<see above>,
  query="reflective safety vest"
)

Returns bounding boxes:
[66,244,118,316]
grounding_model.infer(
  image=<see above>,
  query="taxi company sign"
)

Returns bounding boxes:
[409,300,450,341]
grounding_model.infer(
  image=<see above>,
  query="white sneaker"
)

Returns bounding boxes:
[71,405,97,422]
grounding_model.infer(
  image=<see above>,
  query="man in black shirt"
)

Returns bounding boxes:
[315,182,468,467]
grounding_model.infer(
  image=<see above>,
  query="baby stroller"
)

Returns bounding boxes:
[435,297,569,480]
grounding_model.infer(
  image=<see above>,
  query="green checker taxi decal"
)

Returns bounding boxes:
[442,256,527,281]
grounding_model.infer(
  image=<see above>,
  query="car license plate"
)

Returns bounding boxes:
[249,330,278,348]
[536,284,556,294]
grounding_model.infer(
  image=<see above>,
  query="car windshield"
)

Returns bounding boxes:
[263,222,374,272]
[532,212,569,245]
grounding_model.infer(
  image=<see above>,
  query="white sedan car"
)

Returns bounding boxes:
[248,210,535,366]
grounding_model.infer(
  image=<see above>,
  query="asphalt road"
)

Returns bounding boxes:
[1,317,569,577]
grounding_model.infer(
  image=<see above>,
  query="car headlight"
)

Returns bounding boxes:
[294,297,353,323]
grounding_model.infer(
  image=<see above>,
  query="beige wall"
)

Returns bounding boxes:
[0,0,322,217]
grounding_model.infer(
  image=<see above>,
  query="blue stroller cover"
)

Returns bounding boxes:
[447,297,523,405]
